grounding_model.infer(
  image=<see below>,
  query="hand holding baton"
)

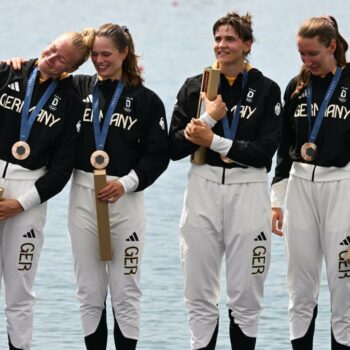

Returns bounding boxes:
[93,169,112,261]
[190,67,220,164]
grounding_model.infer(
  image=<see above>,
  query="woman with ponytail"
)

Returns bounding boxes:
[271,16,350,350]
[69,23,169,350]
[5,23,169,349]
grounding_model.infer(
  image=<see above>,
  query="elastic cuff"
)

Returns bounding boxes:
[17,186,41,210]
[210,134,233,155]
[199,112,217,128]
[271,179,288,208]
[117,170,139,193]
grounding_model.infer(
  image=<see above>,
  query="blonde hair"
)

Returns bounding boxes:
[293,16,348,96]
[65,28,96,69]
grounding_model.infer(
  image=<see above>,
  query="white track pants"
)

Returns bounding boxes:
[180,169,271,349]
[0,177,46,350]
[68,172,146,340]
[285,174,350,346]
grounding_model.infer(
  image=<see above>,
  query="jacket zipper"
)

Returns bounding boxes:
[311,165,316,182]
[2,162,9,178]
[221,167,226,184]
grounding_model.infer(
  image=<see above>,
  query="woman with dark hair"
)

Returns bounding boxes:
[68,23,169,349]
[169,11,282,350]
[0,28,95,350]
[271,15,350,350]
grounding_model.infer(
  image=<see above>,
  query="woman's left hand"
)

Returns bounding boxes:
[0,199,23,220]
[97,180,125,203]
[5,57,27,70]
[184,118,214,147]
[272,207,284,236]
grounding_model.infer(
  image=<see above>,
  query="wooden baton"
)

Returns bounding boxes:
[190,67,220,165]
[93,169,112,261]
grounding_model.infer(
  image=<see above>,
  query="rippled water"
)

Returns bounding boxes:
[1,0,349,348]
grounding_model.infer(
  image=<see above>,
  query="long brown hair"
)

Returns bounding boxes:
[293,16,348,96]
[96,23,143,87]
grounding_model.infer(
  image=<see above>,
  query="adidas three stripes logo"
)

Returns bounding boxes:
[23,229,35,238]
[126,232,139,242]
[8,82,20,92]
[254,232,267,241]
[340,236,350,246]
[82,94,93,103]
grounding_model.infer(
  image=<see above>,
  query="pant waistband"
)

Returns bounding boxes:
[72,169,120,190]
[0,159,46,180]
[190,164,267,184]
[291,161,350,182]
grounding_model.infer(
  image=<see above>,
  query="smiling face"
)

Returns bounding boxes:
[297,35,337,76]
[38,34,81,79]
[214,24,252,68]
[91,36,128,81]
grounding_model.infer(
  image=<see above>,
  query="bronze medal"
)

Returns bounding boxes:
[220,155,235,164]
[301,142,318,162]
[12,141,31,160]
[90,150,110,169]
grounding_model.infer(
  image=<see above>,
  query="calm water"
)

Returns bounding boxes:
[1,0,350,349]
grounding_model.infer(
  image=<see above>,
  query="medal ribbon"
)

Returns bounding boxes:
[92,79,125,150]
[221,71,248,140]
[306,66,341,142]
[20,67,58,141]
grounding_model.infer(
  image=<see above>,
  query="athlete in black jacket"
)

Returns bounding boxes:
[0,29,94,350]
[67,24,169,350]
[170,66,281,171]
[169,11,282,350]
[271,16,350,350]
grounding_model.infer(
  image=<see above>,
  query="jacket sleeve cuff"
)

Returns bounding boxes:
[118,170,139,193]
[199,112,217,128]
[17,186,41,211]
[271,178,288,208]
[210,134,232,155]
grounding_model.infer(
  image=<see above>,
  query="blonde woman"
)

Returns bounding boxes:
[0,28,95,350]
